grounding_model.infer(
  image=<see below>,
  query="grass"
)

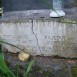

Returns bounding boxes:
[0,39,35,77]
[0,51,35,77]
[0,51,16,77]
[71,66,77,77]
[0,40,24,52]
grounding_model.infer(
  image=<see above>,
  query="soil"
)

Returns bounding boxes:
[4,51,77,77]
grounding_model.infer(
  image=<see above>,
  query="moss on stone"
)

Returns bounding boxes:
[71,66,77,77]
[33,65,42,72]
[42,70,52,77]
[29,65,43,77]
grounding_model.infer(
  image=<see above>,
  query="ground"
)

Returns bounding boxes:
[4,50,77,77]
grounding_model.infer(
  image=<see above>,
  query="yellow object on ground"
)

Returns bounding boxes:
[18,52,30,62]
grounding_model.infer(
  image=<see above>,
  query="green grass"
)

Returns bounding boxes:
[71,66,77,77]
[0,51,35,77]
[0,40,24,52]
[0,51,16,77]
[0,39,35,77]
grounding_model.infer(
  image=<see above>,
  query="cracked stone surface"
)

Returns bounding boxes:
[0,8,77,58]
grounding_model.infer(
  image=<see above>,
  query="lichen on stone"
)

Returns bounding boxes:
[71,66,77,77]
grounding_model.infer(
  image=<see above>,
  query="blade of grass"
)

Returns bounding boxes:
[16,64,20,77]
[0,40,25,52]
[0,51,16,77]
[25,60,35,77]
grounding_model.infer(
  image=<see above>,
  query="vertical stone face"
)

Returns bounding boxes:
[0,19,77,58]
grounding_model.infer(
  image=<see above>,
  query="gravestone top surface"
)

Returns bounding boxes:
[2,0,75,12]
[1,8,77,22]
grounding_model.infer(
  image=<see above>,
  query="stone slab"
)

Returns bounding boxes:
[0,19,77,58]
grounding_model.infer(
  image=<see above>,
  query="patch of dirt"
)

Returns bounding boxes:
[4,51,77,77]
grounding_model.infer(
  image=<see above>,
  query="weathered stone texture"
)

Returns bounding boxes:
[0,19,77,58]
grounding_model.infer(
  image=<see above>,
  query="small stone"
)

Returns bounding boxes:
[18,52,30,62]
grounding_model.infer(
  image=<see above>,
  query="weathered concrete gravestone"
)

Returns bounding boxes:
[0,19,77,58]
[0,0,77,58]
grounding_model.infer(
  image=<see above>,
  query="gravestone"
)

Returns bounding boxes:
[0,0,77,58]
[0,19,77,58]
